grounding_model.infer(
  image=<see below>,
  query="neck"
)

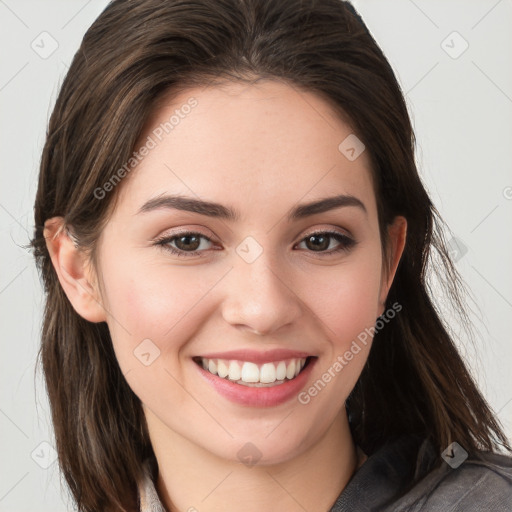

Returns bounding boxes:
[148,409,359,512]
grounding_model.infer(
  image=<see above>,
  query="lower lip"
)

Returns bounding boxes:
[195,358,317,407]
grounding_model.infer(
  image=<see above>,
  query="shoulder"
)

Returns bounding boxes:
[393,447,512,512]
[330,435,512,512]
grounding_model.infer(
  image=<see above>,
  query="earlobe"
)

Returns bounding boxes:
[378,216,407,314]
[43,217,107,323]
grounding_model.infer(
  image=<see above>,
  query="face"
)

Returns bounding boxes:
[85,79,405,464]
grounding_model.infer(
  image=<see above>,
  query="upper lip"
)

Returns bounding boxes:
[195,349,313,364]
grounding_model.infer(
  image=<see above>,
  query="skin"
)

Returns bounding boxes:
[44,79,407,512]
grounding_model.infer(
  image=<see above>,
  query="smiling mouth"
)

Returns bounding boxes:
[193,356,314,387]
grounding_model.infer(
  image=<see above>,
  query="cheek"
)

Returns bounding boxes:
[308,249,383,347]
[292,253,382,441]
[98,256,218,408]
[99,251,225,366]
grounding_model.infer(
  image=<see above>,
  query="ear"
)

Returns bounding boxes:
[43,217,107,323]
[378,216,407,316]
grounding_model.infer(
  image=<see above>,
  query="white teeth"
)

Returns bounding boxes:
[199,357,308,385]
[228,360,241,381]
[260,363,277,383]
[286,360,296,380]
[276,361,287,380]
[241,362,259,383]
[217,360,229,378]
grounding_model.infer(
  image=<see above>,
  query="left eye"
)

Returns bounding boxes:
[296,231,356,254]
[154,230,356,257]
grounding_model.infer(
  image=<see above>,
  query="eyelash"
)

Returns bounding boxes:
[153,230,357,258]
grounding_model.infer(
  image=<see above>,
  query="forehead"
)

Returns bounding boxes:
[115,79,377,223]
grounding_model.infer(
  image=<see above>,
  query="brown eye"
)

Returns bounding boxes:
[154,232,214,257]
[297,231,356,254]
[174,234,202,251]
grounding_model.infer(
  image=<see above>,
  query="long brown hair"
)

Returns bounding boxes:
[30,0,510,510]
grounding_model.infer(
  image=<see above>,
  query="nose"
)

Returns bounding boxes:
[221,251,303,337]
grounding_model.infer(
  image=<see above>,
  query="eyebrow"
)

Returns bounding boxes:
[137,193,367,221]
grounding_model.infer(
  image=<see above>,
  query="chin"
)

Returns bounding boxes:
[199,424,317,468]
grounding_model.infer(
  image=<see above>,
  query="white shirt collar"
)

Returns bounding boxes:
[138,458,167,512]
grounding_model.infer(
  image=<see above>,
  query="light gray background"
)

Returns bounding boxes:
[1,0,511,510]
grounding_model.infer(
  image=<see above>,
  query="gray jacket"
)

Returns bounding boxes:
[137,435,512,511]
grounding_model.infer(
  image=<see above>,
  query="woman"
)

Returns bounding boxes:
[31,0,512,511]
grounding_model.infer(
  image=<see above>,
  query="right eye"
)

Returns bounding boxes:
[153,231,215,257]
